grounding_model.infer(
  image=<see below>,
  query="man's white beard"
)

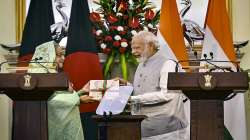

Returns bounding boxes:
[137,49,150,63]
[137,56,147,63]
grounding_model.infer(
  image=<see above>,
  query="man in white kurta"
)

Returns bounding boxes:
[130,31,189,140]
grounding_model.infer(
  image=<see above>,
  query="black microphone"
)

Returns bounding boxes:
[170,59,180,72]
[198,52,236,72]
[33,57,51,73]
[175,51,198,72]
[203,54,207,60]
[202,53,235,72]
[175,56,239,72]
[34,57,43,61]
[0,59,31,72]
[209,52,214,59]
[174,52,213,72]
[205,60,239,72]
[0,57,56,73]
[194,51,198,59]
[201,53,226,72]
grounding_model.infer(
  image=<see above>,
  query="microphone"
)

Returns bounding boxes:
[205,60,239,72]
[174,52,213,72]
[33,57,51,73]
[175,53,239,72]
[34,57,43,61]
[209,52,214,59]
[175,59,208,72]
[201,53,236,72]
[0,59,31,72]
[0,57,56,73]
[193,51,198,59]
[203,54,207,60]
[204,60,233,72]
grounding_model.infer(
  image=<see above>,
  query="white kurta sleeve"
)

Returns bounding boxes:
[131,60,179,105]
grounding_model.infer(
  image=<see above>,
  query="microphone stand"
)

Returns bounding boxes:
[99,111,113,140]
[33,57,51,73]
[175,52,240,72]
[0,57,56,73]
[175,52,241,101]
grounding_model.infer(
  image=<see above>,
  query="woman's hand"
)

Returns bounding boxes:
[80,95,97,103]
[79,81,90,93]
[68,82,74,93]
[55,47,65,69]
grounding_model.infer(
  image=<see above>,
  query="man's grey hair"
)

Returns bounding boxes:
[132,31,160,49]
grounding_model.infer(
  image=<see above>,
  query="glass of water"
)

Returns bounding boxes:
[130,99,141,115]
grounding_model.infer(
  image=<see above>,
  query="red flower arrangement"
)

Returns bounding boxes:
[90,0,160,80]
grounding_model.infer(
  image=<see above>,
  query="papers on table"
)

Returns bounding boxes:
[96,85,133,115]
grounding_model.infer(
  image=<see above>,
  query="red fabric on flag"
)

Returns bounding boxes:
[64,52,103,112]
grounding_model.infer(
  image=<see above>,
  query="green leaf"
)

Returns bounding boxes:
[120,53,128,80]
[103,51,115,79]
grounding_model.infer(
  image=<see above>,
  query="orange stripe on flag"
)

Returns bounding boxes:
[159,0,188,67]
[206,0,236,62]
[204,2,247,139]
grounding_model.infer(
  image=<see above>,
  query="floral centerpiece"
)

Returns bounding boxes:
[90,0,160,80]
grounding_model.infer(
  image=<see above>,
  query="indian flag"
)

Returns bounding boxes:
[157,0,190,135]
[157,0,189,67]
[201,0,247,139]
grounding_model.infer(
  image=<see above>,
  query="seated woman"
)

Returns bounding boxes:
[28,41,95,140]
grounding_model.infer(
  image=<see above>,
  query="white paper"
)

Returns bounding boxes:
[96,86,133,115]
[89,80,119,100]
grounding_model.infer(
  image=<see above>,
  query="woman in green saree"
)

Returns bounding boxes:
[28,41,96,140]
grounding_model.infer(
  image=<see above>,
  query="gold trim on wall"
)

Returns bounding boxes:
[15,0,26,43]
[226,0,233,29]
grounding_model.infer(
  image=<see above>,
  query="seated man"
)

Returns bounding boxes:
[28,41,95,140]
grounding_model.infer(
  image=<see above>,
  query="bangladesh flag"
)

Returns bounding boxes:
[63,0,103,112]
[19,0,54,61]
